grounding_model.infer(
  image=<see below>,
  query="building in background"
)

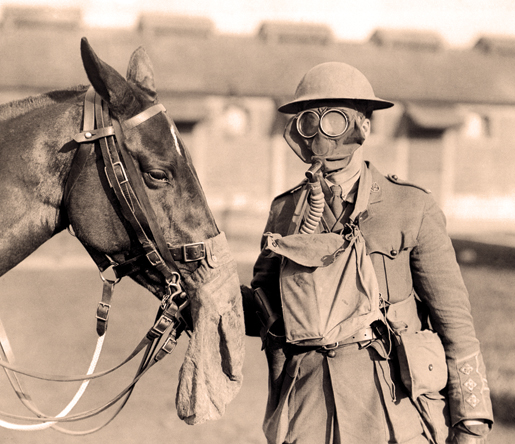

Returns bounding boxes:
[1,5,515,250]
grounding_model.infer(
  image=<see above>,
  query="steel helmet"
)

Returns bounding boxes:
[278,62,394,114]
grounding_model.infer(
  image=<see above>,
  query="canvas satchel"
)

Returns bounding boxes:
[264,165,382,346]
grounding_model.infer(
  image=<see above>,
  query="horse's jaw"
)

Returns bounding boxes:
[128,272,167,300]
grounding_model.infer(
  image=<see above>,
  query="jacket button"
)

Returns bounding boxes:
[428,364,433,371]
[390,249,398,256]
[327,350,336,358]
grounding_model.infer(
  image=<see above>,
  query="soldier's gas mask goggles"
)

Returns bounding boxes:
[284,103,368,173]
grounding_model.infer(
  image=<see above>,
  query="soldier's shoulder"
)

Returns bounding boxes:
[272,180,307,202]
[385,174,431,194]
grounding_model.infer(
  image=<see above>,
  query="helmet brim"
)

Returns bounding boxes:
[278,97,395,114]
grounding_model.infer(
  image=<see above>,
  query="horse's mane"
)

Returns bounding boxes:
[0,85,89,122]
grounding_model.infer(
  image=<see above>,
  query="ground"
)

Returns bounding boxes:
[0,233,513,443]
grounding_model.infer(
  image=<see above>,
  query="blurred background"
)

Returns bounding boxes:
[0,0,514,442]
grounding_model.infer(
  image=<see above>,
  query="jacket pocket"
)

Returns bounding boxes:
[395,329,448,399]
[367,237,416,304]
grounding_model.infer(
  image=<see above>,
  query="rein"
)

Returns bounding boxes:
[0,87,206,434]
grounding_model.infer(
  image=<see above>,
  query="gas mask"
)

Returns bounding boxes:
[284,104,368,174]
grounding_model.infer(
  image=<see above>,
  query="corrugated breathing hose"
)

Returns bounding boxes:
[299,161,325,234]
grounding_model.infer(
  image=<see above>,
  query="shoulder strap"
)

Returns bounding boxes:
[386,174,431,194]
[287,184,310,235]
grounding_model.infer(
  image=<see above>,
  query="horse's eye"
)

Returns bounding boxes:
[146,170,170,183]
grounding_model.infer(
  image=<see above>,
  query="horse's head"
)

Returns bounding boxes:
[66,38,219,299]
[60,39,244,424]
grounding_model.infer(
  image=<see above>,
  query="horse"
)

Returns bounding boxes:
[0,38,244,432]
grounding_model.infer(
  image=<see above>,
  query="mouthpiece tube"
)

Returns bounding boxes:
[305,160,323,182]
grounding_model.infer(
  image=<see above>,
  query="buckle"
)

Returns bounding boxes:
[112,161,128,185]
[182,242,206,262]
[321,342,339,350]
[146,250,163,266]
[150,314,173,338]
[96,302,111,322]
[160,336,178,355]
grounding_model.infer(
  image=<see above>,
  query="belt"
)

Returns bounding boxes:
[340,326,377,345]
[286,326,378,357]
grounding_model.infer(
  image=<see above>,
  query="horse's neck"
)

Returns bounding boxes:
[0,215,59,277]
[0,90,84,277]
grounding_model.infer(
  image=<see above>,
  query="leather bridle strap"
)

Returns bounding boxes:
[94,91,179,285]
[123,103,166,130]
[66,87,190,285]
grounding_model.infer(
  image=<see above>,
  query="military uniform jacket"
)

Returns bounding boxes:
[250,161,494,432]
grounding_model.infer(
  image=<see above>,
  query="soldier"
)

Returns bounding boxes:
[242,62,493,444]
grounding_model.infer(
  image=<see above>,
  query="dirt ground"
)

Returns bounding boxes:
[0,240,514,443]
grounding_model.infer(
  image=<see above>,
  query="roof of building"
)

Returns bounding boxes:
[1,6,515,106]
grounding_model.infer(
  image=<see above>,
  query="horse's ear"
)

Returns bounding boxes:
[80,37,135,115]
[126,47,158,103]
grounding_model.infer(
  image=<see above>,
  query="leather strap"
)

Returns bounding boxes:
[123,103,166,130]
[1,290,187,380]
[96,280,115,336]
[169,242,206,263]
[62,87,97,209]
[339,326,377,345]
[0,299,188,425]
[93,92,179,284]
[286,326,378,356]
[73,126,115,143]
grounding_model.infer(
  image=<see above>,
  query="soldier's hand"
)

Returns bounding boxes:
[452,419,490,444]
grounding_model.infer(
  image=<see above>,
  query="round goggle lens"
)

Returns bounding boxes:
[320,110,349,137]
[297,111,319,138]
[296,109,349,138]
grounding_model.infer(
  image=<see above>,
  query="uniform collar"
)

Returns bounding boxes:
[365,162,384,206]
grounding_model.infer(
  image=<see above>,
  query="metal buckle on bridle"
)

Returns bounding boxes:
[155,298,191,360]
[146,249,164,267]
[96,302,111,323]
[112,161,129,185]
[182,242,206,262]
[149,273,188,341]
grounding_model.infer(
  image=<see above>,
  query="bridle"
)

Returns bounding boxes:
[68,87,206,300]
[0,87,209,434]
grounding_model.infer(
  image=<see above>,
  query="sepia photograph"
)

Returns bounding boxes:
[0,1,514,443]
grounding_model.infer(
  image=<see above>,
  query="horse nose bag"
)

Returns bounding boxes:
[176,232,245,425]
